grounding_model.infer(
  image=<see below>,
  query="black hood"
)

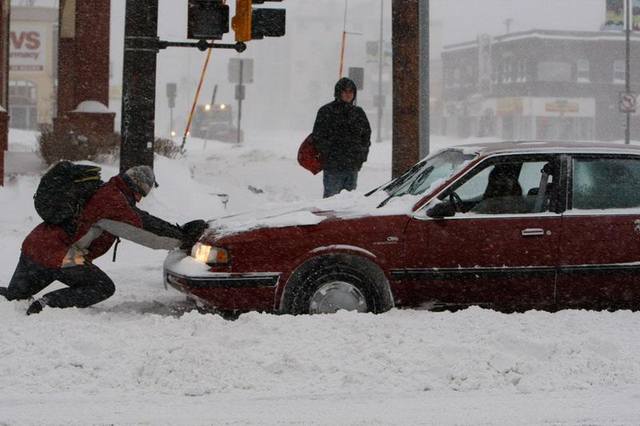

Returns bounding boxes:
[334,77,358,103]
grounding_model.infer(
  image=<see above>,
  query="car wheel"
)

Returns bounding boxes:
[281,255,394,315]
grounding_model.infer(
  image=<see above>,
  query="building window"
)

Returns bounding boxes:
[577,59,590,83]
[9,80,38,130]
[9,80,37,103]
[516,59,528,82]
[502,56,513,83]
[537,62,572,82]
[464,65,474,87]
[453,68,461,87]
[614,60,625,84]
[491,66,498,84]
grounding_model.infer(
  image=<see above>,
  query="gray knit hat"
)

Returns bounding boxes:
[124,165,157,196]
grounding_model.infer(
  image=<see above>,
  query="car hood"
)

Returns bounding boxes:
[202,190,424,240]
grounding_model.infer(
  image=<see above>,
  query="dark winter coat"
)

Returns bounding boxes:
[22,175,184,269]
[312,78,371,172]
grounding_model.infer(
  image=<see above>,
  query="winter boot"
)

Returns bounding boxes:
[26,297,48,315]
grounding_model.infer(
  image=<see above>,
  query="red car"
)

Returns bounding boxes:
[164,141,640,314]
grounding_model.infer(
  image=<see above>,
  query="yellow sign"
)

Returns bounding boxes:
[545,100,579,114]
[496,98,523,115]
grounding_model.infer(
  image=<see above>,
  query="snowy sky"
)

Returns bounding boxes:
[18,0,612,136]
[140,0,607,137]
[23,0,610,44]
[431,0,604,44]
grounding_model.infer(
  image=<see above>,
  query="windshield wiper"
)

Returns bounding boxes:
[381,161,425,195]
[407,165,435,195]
[378,165,434,208]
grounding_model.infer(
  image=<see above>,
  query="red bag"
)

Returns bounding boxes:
[297,134,323,175]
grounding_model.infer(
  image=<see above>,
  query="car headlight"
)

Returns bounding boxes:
[191,242,229,265]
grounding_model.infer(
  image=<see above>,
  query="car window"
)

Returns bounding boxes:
[456,166,491,200]
[519,162,549,194]
[572,157,640,209]
[445,157,558,215]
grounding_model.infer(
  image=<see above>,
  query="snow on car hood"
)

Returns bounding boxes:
[204,189,426,238]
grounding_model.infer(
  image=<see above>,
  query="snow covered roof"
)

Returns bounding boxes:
[444,29,640,52]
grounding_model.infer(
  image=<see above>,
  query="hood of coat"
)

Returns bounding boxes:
[333,77,358,104]
[112,175,140,205]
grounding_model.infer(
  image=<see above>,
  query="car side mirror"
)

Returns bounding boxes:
[426,202,456,218]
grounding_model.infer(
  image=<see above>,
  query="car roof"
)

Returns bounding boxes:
[451,140,640,157]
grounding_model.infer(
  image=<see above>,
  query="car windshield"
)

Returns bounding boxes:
[379,149,476,200]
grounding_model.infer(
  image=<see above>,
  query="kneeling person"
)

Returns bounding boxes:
[0,165,206,315]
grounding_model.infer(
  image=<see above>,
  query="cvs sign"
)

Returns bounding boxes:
[10,24,46,72]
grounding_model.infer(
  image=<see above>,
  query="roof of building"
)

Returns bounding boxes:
[444,29,640,52]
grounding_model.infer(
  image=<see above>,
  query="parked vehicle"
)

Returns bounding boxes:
[191,103,242,143]
[164,141,640,314]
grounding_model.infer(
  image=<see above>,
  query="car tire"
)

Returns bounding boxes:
[281,254,394,315]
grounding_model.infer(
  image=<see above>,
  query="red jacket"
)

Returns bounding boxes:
[23,176,145,269]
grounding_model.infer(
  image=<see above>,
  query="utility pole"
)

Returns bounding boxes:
[419,0,430,159]
[120,0,159,173]
[376,0,384,143]
[339,0,349,78]
[626,0,632,144]
[237,60,244,144]
[392,0,421,178]
[504,18,513,34]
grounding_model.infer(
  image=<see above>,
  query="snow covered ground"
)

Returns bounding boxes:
[2,130,640,425]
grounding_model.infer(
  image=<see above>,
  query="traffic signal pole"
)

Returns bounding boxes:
[120,0,159,173]
[119,0,283,167]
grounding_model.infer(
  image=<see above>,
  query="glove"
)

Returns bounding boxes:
[27,298,48,315]
[180,220,208,249]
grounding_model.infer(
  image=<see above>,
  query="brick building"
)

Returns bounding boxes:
[442,30,640,141]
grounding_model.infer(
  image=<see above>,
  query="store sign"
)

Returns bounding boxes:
[534,98,595,117]
[604,0,640,31]
[545,100,580,114]
[496,98,523,115]
[10,24,46,72]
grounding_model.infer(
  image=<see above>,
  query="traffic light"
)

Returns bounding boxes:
[188,0,230,40]
[232,0,286,42]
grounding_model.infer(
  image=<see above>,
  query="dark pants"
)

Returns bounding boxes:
[323,170,359,198]
[4,254,115,309]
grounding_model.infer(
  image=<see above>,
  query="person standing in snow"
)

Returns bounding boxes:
[0,166,207,315]
[312,77,372,198]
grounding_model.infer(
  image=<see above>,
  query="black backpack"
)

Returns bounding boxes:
[34,161,103,228]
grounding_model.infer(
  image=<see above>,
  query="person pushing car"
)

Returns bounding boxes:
[0,165,206,315]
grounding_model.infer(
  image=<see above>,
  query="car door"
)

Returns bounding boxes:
[399,154,562,311]
[557,154,640,309]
